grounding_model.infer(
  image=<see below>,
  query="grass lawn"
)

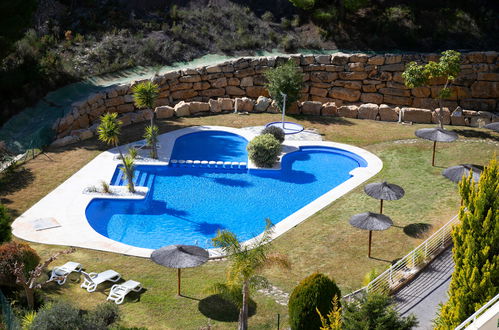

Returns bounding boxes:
[1,113,497,329]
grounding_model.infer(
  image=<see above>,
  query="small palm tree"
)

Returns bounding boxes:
[120,153,135,193]
[132,81,160,159]
[144,124,159,159]
[212,219,290,330]
[97,113,135,193]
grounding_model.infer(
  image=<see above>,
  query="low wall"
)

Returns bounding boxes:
[51,51,499,147]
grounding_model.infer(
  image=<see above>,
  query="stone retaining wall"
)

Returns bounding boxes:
[51,51,499,147]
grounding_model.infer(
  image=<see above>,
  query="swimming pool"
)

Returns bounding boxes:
[85,131,369,249]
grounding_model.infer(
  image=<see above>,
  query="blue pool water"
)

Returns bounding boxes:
[86,132,367,249]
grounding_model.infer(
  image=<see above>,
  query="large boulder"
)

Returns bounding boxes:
[358,104,379,120]
[208,99,222,113]
[337,105,358,118]
[301,101,322,115]
[402,107,432,123]
[189,102,210,114]
[51,135,79,148]
[235,97,254,112]
[431,108,451,125]
[155,105,175,119]
[254,96,271,112]
[174,101,191,117]
[321,102,338,116]
[329,88,361,102]
[218,98,234,111]
[379,105,399,122]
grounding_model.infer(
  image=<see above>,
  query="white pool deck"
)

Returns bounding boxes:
[12,126,383,258]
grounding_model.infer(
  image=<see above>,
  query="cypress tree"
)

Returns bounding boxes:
[436,157,498,328]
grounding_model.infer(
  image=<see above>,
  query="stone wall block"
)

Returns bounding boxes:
[329,88,361,102]
[349,54,368,63]
[193,82,211,90]
[379,88,411,97]
[358,103,379,120]
[116,103,135,113]
[379,63,405,71]
[431,108,451,125]
[301,101,322,115]
[174,101,191,117]
[334,80,362,90]
[179,75,201,83]
[254,96,271,112]
[226,86,245,97]
[368,55,385,65]
[246,86,269,98]
[171,90,198,100]
[379,104,399,121]
[361,93,383,104]
[384,54,402,64]
[348,62,365,72]
[471,81,499,98]
[235,97,255,112]
[411,87,431,98]
[218,98,234,111]
[155,105,175,118]
[383,95,412,106]
[337,105,358,118]
[331,54,349,65]
[315,55,331,64]
[339,72,368,80]
[310,87,328,97]
[200,88,226,98]
[402,107,432,123]
[321,102,338,116]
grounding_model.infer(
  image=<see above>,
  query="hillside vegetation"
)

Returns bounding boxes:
[1,0,497,125]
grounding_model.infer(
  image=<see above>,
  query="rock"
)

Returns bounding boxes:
[287,102,300,115]
[211,77,228,88]
[460,98,496,111]
[163,71,181,81]
[70,129,93,140]
[179,75,201,83]
[329,88,361,102]
[411,87,431,98]
[324,65,344,72]
[226,86,246,96]
[450,107,466,126]
[466,52,486,63]
[171,89,198,100]
[310,72,338,83]
[412,98,438,110]
[193,82,211,90]
[124,94,135,103]
[379,87,411,97]
[228,78,240,86]
[310,87,328,97]
[348,63,365,72]
[206,65,222,73]
[361,93,383,104]
[379,63,405,71]
[77,115,89,128]
[337,105,358,118]
[471,81,499,98]
[254,96,271,112]
[174,101,191,117]
[208,99,222,113]
[368,55,385,65]
[383,95,412,106]
[384,54,402,64]
[218,98,234,111]
[315,55,331,64]
[189,102,210,113]
[301,55,315,65]
[105,97,125,107]
[240,77,254,87]
[379,104,399,122]
[155,105,175,119]
[477,73,499,81]
[402,107,432,123]
[107,89,118,98]
[331,54,349,65]
[170,82,193,91]
[338,72,368,80]
[301,101,322,115]
[431,108,451,125]
[120,113,138,125]
[267,100,280,113]
[51,135,80,148]
[235,97,254,112]
[321,102,338,116]
[349,54,368,63]
[362,85,377,93]
[334,81,362,90]
[200,88,226,97]
[358,104,379,120]
[246,86,269,98]
[116,103,135,113]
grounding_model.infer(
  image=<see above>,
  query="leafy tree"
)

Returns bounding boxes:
[402,50,461,128]
[212,219,290,330]
[246,134,281,168]
[0,0,37,59]
[0,242,40,287]
[132,81,160,159]
[97,113,136,193]
[0,204,12,243]
[144,124,159,159]
[317,295,342,330]
[264,60,304,111]
[288,273,342,330]
[342,294,418,330]
[435,157,498,328]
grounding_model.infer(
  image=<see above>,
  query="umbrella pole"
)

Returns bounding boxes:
[368,230,372,258]
[432,141,437,166]
[380,199,384,214]
[177,268,181,296]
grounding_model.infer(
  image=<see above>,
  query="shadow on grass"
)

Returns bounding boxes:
[453,129,499,142]
[403,223,433,239]
[198,294,256,322]
[289,115,356,127]
[0,167,35,196]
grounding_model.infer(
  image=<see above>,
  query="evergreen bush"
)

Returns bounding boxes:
[261,126,285,143]
[0,204,12,243]
[247,134,281,168]
[29,302,83,330]
[288,273,342,330]
[0,242,40,286]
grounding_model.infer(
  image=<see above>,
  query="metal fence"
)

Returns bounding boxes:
[0,289,20,330]
[344,214,459,300]
[455,293,499,330]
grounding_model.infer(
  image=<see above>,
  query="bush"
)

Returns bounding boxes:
[264,60,304,111]
[30,302,83,330]
[0,204,12,243]
[0,242,40,286]
[84,303,120,329]
[288,273,342,330]
[247,134,281,168]
[261,126,285,143]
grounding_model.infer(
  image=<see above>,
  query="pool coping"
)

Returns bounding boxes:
[12,126,383,258]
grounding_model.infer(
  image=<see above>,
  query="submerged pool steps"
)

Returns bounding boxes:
[112,168,154,187]
[169,159,247,170]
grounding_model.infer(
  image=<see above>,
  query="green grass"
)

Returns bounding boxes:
[1,114,497,329]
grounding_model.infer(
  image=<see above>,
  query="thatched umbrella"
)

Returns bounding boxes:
[151,245,209,296]
[484,122,499,132]
[364,181,405,214]
[415,128,458,166]
[442,164,483,183]
[349,212,393,257]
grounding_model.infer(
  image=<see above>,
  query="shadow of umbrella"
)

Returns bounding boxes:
[198,294,257,322]
[415,127,458,166]
[403,223,433,239]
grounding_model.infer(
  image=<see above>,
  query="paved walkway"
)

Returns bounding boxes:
[393,246,454,329]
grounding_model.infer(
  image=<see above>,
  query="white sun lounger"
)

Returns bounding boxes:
[49,261,82,285]
[81,270,121,292]
[107,280,142,304]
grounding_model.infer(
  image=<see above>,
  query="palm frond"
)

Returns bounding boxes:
[97,112,122,147]
[132,81,159,110]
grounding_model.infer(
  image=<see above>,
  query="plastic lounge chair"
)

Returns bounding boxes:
[107,280,142,304]
[49,262,82,285]
[81,270,121,292]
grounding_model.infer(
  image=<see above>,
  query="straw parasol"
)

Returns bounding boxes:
[349,212,393,257]
[364,181,405,214]
[442,164,483,183]
[484,122,499,132]
[151,245,209,296]
[415,127,458,166]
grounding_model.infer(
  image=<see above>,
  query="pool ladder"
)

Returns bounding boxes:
[169,159,247,170]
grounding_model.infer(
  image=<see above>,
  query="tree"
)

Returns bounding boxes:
[0,242,40,287]
[342,294,418,329]
[402,50,461,128]
[97,112,135,193]
[144,124,159,159]
[435,157,498,329]
[317,296,342,330]
[264,60,304,112]
[0,204,11,243]
[212,219,290,330]
[132,81,160,159]
[11,247,75,309]
[0,0,37,59]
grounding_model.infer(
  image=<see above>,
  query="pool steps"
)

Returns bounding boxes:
[112,168,155,187]
[169,159,247,169]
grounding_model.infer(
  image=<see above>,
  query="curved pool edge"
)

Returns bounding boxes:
[11,125,382,259]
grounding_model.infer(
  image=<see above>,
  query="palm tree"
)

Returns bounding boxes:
[97,112,135,193]
[132,81,160,159]
[144,124,159,159]
[212,219,290,330]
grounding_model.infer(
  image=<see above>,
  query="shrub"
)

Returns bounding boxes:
[247,134,281,168]
[261,11,274,22]
[261,126,285,143]
[264,60,304,111]
[84,302,120,329]
[0,204,12,243]
[288,273,342,330]
[0,242,40,286]
[30,302,83,330]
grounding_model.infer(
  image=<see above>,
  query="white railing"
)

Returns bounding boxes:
[455,293,499,330]
[344,214,460,300]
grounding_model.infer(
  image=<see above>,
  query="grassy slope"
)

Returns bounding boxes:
[2,113,497,329]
